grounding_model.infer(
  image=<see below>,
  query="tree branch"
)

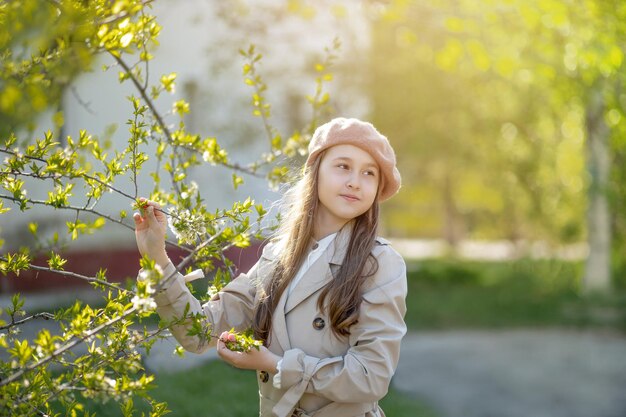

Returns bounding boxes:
[0,194,192,253]
[0,148,138,202]
[110,53,187,195]
[0,312,55,331]
[0,194,134,231]
[30,263,129,293]
[13,324,171,407]
[0,307,137,387]
[0,256,129,294]
[0,246,201,388]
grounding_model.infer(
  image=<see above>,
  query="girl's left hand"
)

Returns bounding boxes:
[217,331,281,373]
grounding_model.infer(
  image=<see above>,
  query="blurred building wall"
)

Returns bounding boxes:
[0,0,370,292]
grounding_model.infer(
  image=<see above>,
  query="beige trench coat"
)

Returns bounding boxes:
[152,223,408,417]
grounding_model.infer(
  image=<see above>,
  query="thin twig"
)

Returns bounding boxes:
[110,54,186,195]
[0,312,55,331]
[110,54,173,144]
[0,257,129,294]
[69,86,96,116]
[29,263,128,293]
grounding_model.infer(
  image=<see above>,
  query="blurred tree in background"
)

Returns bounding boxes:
[0,0,97,139]
[369,0,626,290]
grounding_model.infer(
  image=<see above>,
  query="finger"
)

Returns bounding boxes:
[216,339,230,356]
[219,331,230,341]
[133,212,144,227]
[146,200,162,211]
[145,205,158,226]
[146,201,167,223]
[216,340,226,358]
[228,333,236,342]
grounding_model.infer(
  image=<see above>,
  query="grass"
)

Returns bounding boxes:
[82,360,437,417]
[404,258,626,331]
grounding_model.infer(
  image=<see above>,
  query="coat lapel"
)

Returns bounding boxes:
[283,221,354,315]
[270,287,292,353]
[255,242,292,353]
[283,255,332,314]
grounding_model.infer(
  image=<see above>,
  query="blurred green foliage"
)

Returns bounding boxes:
[1,1,88,136]
[0,0,155,138]
[369,0,626,262]
[405,258,626,331]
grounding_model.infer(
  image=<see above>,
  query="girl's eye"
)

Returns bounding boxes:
[337,164,349,169]
[364,170,376,176]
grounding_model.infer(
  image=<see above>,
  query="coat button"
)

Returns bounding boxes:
[312,317,325,330]
[259,370,269,383]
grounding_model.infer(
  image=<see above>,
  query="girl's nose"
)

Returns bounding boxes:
[347,175,361,189]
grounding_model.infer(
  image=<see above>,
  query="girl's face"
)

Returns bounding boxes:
[316,144,379,229]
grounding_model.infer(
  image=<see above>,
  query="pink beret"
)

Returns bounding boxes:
[306,117,401,202]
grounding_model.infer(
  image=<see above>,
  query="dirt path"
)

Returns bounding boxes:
[393,329,626,417]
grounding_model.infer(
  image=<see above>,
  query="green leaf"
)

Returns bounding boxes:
[255,204,267,217]
[47,252,67,270]
[160,73,177,93]
[232,174,244,190]
[122,398,135,417]
[173,99,190,116]
[8,339,33,365]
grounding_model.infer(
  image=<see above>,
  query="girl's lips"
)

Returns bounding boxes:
[340,194,360,202]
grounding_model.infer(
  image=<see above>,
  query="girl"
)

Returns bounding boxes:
[134,117,407,417]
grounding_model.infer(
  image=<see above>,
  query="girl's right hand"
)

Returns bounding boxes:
[133,198,170,268]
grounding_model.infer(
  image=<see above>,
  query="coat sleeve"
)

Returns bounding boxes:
[274,246,408,413]
[150,257,263,354]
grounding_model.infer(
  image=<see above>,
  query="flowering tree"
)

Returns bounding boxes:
[0,1,336,415]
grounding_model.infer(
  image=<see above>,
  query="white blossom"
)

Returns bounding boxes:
[180,181,198,200]
[167,206,207,244]
[138,264,163,281]
[131,294,157,313]
[103,377,116,390]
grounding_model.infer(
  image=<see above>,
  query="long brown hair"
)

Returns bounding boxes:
[253,150,380,344]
